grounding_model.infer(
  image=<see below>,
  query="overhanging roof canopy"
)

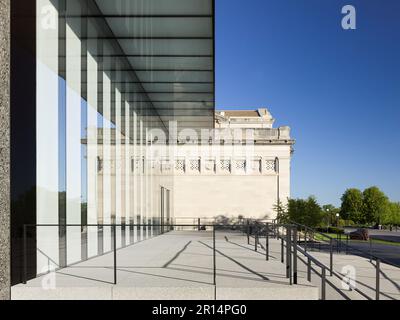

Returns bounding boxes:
[94,0,215,131]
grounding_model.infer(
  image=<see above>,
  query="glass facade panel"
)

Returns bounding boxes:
[11,0,214,283]
[65,1,83,265]
[36,0,60,274]
[87,47,98,258]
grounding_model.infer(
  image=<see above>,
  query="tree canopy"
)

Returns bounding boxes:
[382,202,400,226]
[340,188,364,222]
[339,186,397,225]
[274,187,399,229]
[285,196,323,227]
[362,186,390,225]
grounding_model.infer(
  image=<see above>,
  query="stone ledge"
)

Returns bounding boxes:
[12,286,319,301]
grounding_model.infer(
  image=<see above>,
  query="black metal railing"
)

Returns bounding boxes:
[22,223,222,287]
[246,221,328,300]
[22,221,303,292]
[22,219,395,300]
[293,221,400,266]
[277,220,400,300]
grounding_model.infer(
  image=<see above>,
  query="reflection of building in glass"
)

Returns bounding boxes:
[89,108,294,223]
[10,0,215,286]
[172,109,294,220]
[7,0,293,289]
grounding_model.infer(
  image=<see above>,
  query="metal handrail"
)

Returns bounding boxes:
[290,221,400,268]
[22,223,221,287]
[262,222,328,300]
[22,222,261,288]
[279,220,397,300]
[23,220,390,300]
[251,220,390,300]
[243,220,326,299]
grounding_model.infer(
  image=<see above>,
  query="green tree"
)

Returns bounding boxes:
[340,188,364,223]
[382,202,400,226]
[363,186,390,225]
[273,199,288,224]
[287,196,323,228]
[321,204,340,227]
[391,203,400,225]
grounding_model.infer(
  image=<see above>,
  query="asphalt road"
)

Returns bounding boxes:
[345,241,400,266]
[344,228,400,243]
[304,231,400,267]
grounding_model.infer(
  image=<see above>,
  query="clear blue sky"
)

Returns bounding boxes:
[215,0,400,206]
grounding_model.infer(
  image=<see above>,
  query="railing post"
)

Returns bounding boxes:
[276,223,279,240]
[113,224,117,285]
[266,223,269,261]
[213,225,216,286]
[281,237,284,263]
[307,257,311,282]
[311,231,314,252]
[286,226,291,282]
[336,233,339,253]
[272,220,276,238]
[330,238,333,276]
[321,267,326,300]
[247,220,250,245]
[198,218,201,231]
[304,230,307,252]
[376,259,380,300]
[23,224,27,284]
[293,226,298,284]
[289,230,292,285]
[254,224,258,252]
[369,237,372,263]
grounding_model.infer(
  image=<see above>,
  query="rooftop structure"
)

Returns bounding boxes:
[216,108,275,129]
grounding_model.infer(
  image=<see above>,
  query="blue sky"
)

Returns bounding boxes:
[215,0,400,206]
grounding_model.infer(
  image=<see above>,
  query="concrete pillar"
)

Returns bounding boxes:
[0,0,10,301]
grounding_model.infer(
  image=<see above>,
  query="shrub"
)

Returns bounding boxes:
[316,227,344,234]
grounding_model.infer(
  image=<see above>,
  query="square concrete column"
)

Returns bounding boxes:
[0,0,10,301]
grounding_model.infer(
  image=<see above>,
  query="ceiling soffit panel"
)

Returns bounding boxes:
[93,0,215,131]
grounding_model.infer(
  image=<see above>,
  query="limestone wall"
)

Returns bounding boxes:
[172,144,292,220]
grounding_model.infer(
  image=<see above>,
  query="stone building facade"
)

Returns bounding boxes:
[90,108,294,223]
[172,109,295,220]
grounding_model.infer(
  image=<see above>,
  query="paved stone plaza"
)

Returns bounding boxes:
[12,230,399,300]
[12,230,317,300]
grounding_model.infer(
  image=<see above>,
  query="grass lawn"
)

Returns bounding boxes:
[313,233,347,241]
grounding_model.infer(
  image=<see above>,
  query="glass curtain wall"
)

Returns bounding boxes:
[36,0,168,274]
